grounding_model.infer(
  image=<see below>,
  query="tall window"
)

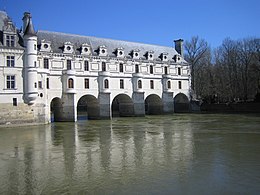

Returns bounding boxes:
[46,78,49,89]
[104,79,109,89]
[120,79,124,89]
[178,67,181,75]
[84,60,89,71]
[164,67,168,74]
[150,65,153,74]
[102,62,106,71]
[7,56,15,67]
[119,63,124,72]
[44,58,49,69]
[67,60,72,70]
[68,78,74,88]
[138,80,142,89]
[150,80,154,89]
[6,35,15,47]
[167,80,171,89]
[135,64,139,73]
[38,81,43,89]
[178,81,182,89]
[6,75,15,89]
[85,78,89,89]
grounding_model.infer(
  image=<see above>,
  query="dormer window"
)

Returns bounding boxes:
[98,45,107,56]
[116,47,124,58]
[3,19,17,47]
[132,49,140,59]
[63,42,74,54]
[6,35,15,47]
[81,43,91,55]
[40,40,52,52]
[160,52,168,61]
[146,51,154,60]
[173,54,181,62]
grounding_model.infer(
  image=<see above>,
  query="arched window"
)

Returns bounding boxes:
[68,78,74,88]
[138,80,142,89]
[167,80,171,89]
[104,79,109,89]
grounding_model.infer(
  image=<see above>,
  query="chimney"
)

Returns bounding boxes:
[22,12,31,33]
[174,39,184,57]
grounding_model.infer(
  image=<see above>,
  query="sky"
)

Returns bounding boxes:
[1,0,259,48]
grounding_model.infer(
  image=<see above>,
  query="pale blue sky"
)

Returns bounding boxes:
[1,0,259,48]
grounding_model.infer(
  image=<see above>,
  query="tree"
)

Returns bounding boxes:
[184,36,210,99]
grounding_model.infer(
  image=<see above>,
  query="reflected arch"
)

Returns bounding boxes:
[112,94,134,117]
[174,93,190,113]
[145,94,163,115]
[50,97,63,122]
[77,95,100,119]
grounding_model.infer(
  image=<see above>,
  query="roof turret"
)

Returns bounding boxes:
[24,17,36,36]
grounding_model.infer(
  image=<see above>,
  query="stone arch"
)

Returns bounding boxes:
[145,94,163,115]
[50,97,63,122]
[174,93,190,113]
[112,94,134,117]
[77,95,100,119]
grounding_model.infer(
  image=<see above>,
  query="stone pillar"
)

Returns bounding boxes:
[162,92,174,113]
[133,92,145,116]
[99,92,111,119]
[60,94,77,122]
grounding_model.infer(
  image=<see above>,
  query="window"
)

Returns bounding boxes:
[150,80,154,89]
[38,81,42,89]
[178,81,182,89]
[164,67,168,74]
[178,67,181,75]
[150,65,153,74]
[68,78,74,88]
[104,79,109,89]
[6,35,15,47]
[135,64,139,73]
[119,63,124,72]
[138,80,142,89]
[44,58,49,69]
[34,61,37,67]
[6,75,15,89]
[7,56,15,67]
[34,44,37,50]
[46,78,49,89]
[120,79,124,89]
[85,78,89,89]
[67,60,72,70]
[84,61,89,71]
[102,62,106,71]
[34,82,37,88]
[167,80,171,89]
[13,98,17,106]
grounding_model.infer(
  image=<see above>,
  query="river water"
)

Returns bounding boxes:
[0,114,259,194]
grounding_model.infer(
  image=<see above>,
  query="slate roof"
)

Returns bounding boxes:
[37,30,179,59]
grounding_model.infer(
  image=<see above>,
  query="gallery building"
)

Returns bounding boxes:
[0,11,191,125]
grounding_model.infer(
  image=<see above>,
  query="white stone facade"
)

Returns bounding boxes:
[0,11,191,125]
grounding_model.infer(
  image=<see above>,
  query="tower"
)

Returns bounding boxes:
[23,12,38,104]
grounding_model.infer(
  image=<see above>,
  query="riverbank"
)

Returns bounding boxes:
[201,102,260,113]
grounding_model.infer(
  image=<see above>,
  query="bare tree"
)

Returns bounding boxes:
[184,36,210,99]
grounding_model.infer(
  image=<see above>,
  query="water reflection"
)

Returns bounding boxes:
[0,114,260,194]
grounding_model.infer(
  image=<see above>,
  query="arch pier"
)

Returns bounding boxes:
[49,92,189,122]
